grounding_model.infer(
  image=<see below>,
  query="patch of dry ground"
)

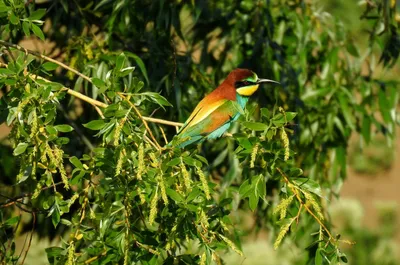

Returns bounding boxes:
[341,136,400,241]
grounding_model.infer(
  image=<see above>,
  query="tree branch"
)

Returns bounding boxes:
[0,40,92,84]
[0,62,182,127]
[118,93,162,151]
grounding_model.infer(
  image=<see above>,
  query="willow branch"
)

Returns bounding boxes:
[0,40,92,83]
[276,168,335,243]
[0,60,181,127]
[142,117,183,127]
[118,92,162,150]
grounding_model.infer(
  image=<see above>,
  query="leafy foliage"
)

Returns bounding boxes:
[0,0,399,264]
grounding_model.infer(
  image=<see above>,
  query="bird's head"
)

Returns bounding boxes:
[228,69,279,96]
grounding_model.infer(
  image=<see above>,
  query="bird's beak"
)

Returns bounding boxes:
[256,78,280,85]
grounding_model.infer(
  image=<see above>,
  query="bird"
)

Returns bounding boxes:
[171,68,279,148]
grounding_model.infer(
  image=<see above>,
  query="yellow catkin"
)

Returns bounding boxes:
[89,207,96,219]
[29,110,38,138]
[165,242,171,251]
[220,220,229,231]
[303,191,324,221]
[149,152,158,168]
[46,143,56,165]
[113,118,126,146]
[212,253,222,265]
[158,174,168,205]
[66,241,75,265]
[180,160,191,191]
[250,143,259,168]
[274,218,294,249]
[199,252,207,265]
[67,57,77,80]
[199,210,209,231]
[40,143,47,163]
[115,148,125,176]
[149,188,158,225]
[195,165,210,200]
[280,128,290,161]
[137,187,145,204]
[136,143,144,180]
[84,44,94,60]
[17,98,29,115]
[123,226,129,265]
[137,242,160,255]
[54,148,69,190]
[32,182,42,199]
[219,234,243,256]
[175,183,184,195]
[273,195,294,220]
[68,194,79,208]
[260,157,267,168]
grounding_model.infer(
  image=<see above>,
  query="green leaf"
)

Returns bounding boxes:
[361,116,371,144]
[271,113,286,126]
[140,92,172,108]
[92,77,106,89]
[31,23,45,40]
[126,52,149,84]
[119,66,135,76]
[285,112,297,122]
[13,143,28,156]
[195,154,208,165]
[337,93,355,130]
[239,179,252,197]
[183,156,201,167]
[249,193,259,211]
[42,62,58,71]
[45,125,57,135]
[22,21,30,36]
[56,137,70,145]
[29,9,46,20]
[166,157,181,167]
[60,219,72,226]
[261,108,270,118]
[315,248,323,265]
[54,124,74,133]
[45,247,64,259]
[346,42,359,57]
[83,120,105,130]
[239,175,265,210]
[17,165,32,184]
[70,169,85,185]
[70,156,84,170]
[292,178,323,198]
[115,53,126,72]
[4,216,20,226]
[166,188,184,203]
[51,206,60,228]
[242,121,268,131]
[9,13,19,25]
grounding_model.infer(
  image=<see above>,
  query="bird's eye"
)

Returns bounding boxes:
[243,81,249,86]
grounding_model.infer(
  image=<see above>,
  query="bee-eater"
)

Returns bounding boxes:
[172,68,279,148]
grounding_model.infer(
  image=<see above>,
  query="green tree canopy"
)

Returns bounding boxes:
[0,0,399,264]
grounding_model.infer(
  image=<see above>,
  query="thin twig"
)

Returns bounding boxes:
[159,125,168,145]
[20,212,35,265]
[0,181,65,207]
[143,117,183,127]
[118,92,162,150]
[0,62,181,127]
[0,40,92,84]
[276,168,335,243]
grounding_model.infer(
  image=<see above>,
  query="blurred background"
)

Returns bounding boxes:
[0,0,399,264]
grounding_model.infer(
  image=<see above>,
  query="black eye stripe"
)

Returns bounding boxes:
[235,80,254,88]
